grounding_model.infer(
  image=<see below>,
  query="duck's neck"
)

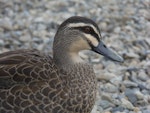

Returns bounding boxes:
[53,30,87,69]
[53,49,85,69]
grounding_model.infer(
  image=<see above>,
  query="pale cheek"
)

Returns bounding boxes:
[70,39,91,52]
[77,39,91,50]
[84,34,99,47]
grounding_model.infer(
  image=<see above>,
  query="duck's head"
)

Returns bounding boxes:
[53,16,123,67]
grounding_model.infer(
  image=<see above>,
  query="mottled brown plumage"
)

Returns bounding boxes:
[0,49,96,113]
[0,16,123,113]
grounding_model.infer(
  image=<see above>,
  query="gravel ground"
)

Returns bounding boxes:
[0,0,150,113]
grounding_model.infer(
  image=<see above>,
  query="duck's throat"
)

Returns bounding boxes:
[53,51,85,69]
[69,52,84,64]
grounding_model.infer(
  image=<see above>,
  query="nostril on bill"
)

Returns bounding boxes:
[103,44,107,48]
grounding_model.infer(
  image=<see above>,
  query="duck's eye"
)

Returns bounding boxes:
[84,27,91,33]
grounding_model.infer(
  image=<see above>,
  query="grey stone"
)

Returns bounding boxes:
[135,90,144,100]
[125,88,138,105]
[98,100,114,109]
[103,83,118,93]
[0,39,4,46]
[0,18,13,30]
[20,34,32,42]
[96,72,116,81]
[123,80,138,88]
[111,106,125,112]
[110,76,122,86]
[120,98,134,110]
[142,109,150,113]
[137,70,148,81]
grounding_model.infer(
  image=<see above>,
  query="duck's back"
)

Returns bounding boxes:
[0,49,65,113]
[0,49,55,89]
[0,49,96,113]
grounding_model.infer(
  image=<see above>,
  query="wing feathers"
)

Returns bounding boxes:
[0,49,54,89]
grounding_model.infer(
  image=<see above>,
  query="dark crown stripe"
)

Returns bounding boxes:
[59,16,100,33]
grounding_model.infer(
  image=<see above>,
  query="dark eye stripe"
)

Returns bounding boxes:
[72,26,100,42]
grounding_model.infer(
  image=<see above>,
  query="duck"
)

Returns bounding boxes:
[0,16,123,113]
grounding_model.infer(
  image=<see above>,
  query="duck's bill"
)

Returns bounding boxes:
[93,41,124,62]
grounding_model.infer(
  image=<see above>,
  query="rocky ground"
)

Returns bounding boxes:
[0,0,150,113]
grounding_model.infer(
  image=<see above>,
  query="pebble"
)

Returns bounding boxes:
[135,90,144,100]
[111,106,125,112]
[114,27,121,33]
[110,76,122,86]
[0,39,4,46]
[124,52,139,59]
[142,109,150,113]
[96,71,116,81]
[103,83,118,93]
[125,88,138,105]
[0,18,13,30]
[98,100,114,109]
[101,93,113,102]
[137,70,148,81]
[20,34,32,42]
[145,38,150,46]
[123,80,138,88]
[120,98,134,110]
